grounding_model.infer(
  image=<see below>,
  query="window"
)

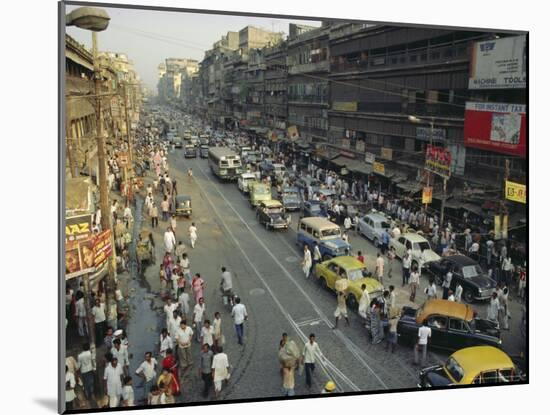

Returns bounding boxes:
[328,263,338,273]
[300,222,306,231]
[306,226,313,235]
[449,319,467,332]
[420,53,427,62]
[428,316,447,330]
[430,51,441,60]
[410,55,418,63]
[481,370,499,384]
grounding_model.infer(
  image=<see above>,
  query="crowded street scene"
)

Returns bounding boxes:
[63,4,527,411]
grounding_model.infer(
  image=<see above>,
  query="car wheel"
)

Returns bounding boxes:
[463,289,475,303]
[347,294,358,310]
[373,238,379,247]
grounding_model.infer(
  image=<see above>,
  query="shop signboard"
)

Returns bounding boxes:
[332,101,357,112]
[92,229,113,269]
[287,125,299,140]
[469,35,526,89]
[416,126,446,143]
[425,145,452,178]
[373,161,385,175]
[65,214,93,244]
[505,180,527,204]
[365,152,375,164]
[381,147,393,160]
[65,229,112,280]
[118,152,129,166]
[464,102,526,158]
[422,186,433,204]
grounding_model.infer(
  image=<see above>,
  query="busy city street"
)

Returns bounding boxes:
[63,4,527,411]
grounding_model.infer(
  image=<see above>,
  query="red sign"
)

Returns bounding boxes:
[92,229,113,269]
[425,145,452,178]
[464,102,526,158]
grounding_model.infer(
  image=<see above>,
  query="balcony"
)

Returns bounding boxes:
[288,60,329,75]
[288,95,328,105]
[265,95,287,105]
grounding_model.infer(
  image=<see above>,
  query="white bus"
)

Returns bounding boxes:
[208,147,243,180]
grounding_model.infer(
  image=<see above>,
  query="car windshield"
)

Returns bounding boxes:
[321,228,341,238]
[255,187,270,195]
[310,204,321,213]
[462,264,483,278]
[380,221,390,229]
[414,241,431,251]
[347,268,367,282]
[445,357,465,383]
[267,207,283,214]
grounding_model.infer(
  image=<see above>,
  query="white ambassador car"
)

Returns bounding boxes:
[237,173,257,193]
[358,211,391,247]
[389,231,440,271]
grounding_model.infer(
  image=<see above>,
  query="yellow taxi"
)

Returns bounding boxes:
[314,256,383,309]
[419,346,523,387]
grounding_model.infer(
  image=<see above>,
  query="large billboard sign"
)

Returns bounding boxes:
[464,102,526,157]
[469,35,526,89]
[425,145,452,178]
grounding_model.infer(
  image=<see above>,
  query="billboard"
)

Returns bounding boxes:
[505,180,527,204]
[464,102,526,157]
[65,229,112,280]
[425,145,452,178]
[469,35,526,89]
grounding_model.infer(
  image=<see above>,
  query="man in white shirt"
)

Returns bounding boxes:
[163,298,178,333]
[77,343,94,401]
[414,321,431,366]
[175,320,194,375]
[212,347,230,397]
[135,352,158,402]
[163,227,176,254]
[65,366,76,410]
[92,298,106,346]
[159,328,173,358]
[111,338,130,374]
[375,253,385,284]
[220,267,233,297]
[193,297,206,342]
[442,269,453,300]
[189,223,198,248]
[343,216,352,232]
[231,297,248,345]
[104,357,124,407]
[75,294,88,337]
[402,252,411,287]
[302,333,323,388]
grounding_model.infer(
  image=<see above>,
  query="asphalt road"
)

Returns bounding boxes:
[123,146,526,404]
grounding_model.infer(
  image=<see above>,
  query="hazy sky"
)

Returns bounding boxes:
[66,5,321,91]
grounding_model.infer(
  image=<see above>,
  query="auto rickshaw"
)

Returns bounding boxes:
[175,195,192,217]
[136,230,155,266]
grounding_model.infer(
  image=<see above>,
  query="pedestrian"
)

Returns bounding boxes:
[104,357,124,407]
[175,241,186,263]
[498,286,510,330]
[189,222,198,248]
[123,203,133,229]
[147,385,162,405]
[342,230,349,244]
[192,273,205,304]
[77,343,95,403]
[163,227,176,254]
[163,298,178,334]
[212,347,230,398]
[150,203,159,228]
[282,365,296,397]
[502,255,513,286]
[333,291,350,328]
[65,365,77,411]
[159,328,173,359]
[103,326,114,350]
[370,300,384,344]
[180,253,191,287]
[426,278,437,300]
[518,266,526,300]
[135,352,158,403]
[231,297,248,346]
[442,267,453,300]
[414,320,431,366]
[75,292,88,337]
[170,214,177,233]
[213,312,224,352]
[344,215,352,233]
[385,309,399,353]
[356,250,364,264]
[178,288,190,318]
[447,290,455,302]
[157,367,179,398]
[381,229,390,254]
[193,297,206,342]
[302,244,312,278]
[388,285,396,310]
[312,242,322,273]
[375,253,385,285]
[187,168,193,182]
[91,298,106,346]
[302,333,322,389]
[487,292,500,326]
[201,319,215,348]
[121,376,135,407]
[111,338,130,375]
[175,319,194,378]
[409,266,420,302]
[358,283,370,324]
[455,283,463,303]
[387,247,396,279]
[402,251,411,287]
[160,196,170,222]
[199,343,214,398]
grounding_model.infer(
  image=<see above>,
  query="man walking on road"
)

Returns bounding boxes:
[414,320,431,366]
[175,320,194,377]
[212,347,230,398]
[135,352,158,403]
[302,244,312,278]
[189,222,198,249]
[333,291,350,328]
[104,357,124,407]
[231,297,248,346]
[375,253,385,285]
[163,227,176,255]
[199,343,214,398]
[77,343,95,403]
[312,242,322,274]
[302,333,322,389]
[442,268,453,300]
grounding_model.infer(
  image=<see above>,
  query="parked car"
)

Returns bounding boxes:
[174,195,192,217]
[358,212,392,247]
[238,173,257,193]
[249,182,272,208]
[427,255,496,303]
[199,145,209,158]
[256,200,291,230]
[389,232,440,270]
[314,256,383,309]
[302,200,328,218]
[419,346,524,387]
[280,187,301,211]
[297,217,351,260]
[397,299,501,352]
[184,144,197,158]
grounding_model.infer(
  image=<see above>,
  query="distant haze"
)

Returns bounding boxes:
[66,5,321,91]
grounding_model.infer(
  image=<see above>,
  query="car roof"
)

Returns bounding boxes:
[416,299,474,324]
[261,200,282,208]
[444,255,477,266]
[300,217,339,228]
[240,173,256,178]
[176,195,191,201]
[450,346,514,379]
[325,255,365,269]
[283,186,298,191]
[401,232,428,242]
[364,212,388,221]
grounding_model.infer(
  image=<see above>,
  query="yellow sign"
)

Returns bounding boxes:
[422,186,433,204]
[373,162,385,175]
[381,147,393,161]
[505,181,526,204]
[502,214,509,240]
[332,101,357,112]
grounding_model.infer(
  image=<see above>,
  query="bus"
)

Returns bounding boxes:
[208,147,243,180]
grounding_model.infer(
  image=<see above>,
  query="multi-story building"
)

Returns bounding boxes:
[264,42,288,137]
[287,23,331,143]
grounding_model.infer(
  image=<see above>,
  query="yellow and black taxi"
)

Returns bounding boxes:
[256,200,291,230]
[314,256,384,309]
[175,195,192,217]
[419,346,524,387]
[397,299,501,352]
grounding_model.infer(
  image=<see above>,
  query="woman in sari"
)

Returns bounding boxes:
[370,300,384,345]
[192,273,205,304]
[158,352,180,396]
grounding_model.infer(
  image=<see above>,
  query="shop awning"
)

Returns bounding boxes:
[396,181,423,194]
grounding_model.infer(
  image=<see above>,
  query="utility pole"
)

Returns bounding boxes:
[92,31,118,329]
